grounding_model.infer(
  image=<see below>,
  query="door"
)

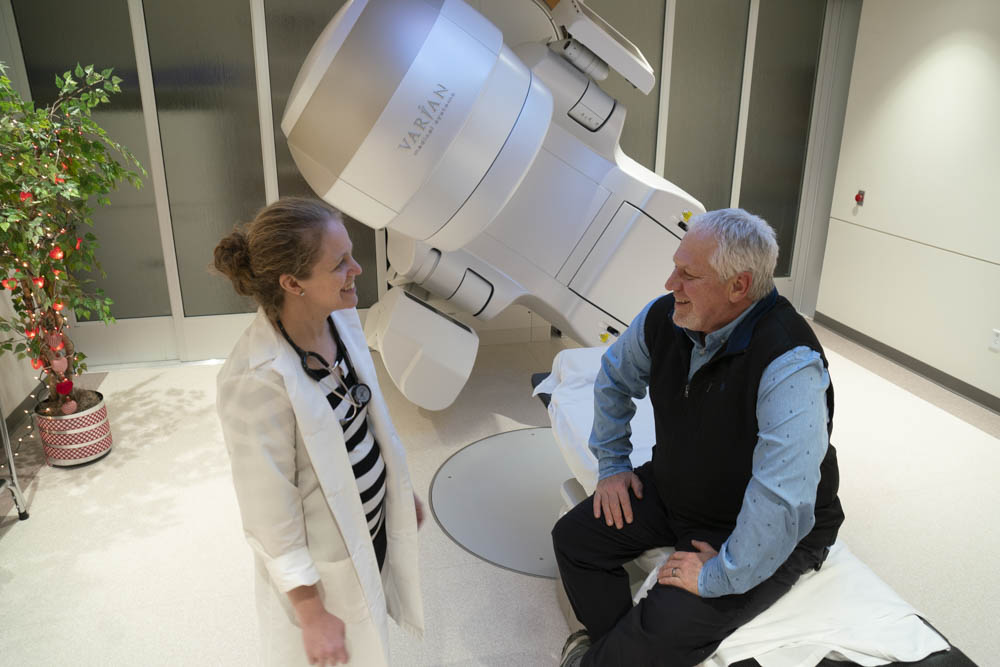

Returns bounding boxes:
[3,0,380,366]
[657,0,835,304]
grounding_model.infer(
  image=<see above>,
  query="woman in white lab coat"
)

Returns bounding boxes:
[213,197,423,666]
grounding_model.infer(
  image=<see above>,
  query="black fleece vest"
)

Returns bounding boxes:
[644,290,844,552]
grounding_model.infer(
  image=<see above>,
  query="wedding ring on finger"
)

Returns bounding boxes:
[671,567,679,578]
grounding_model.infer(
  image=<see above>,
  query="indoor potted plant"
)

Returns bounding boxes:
[0,62,144,465]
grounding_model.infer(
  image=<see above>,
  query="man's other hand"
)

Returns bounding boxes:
[593,470,643,529]
[658,540,718,596]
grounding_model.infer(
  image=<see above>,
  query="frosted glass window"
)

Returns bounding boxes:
[12,0,170,321]
[144,0,265,316]
[586,0,666,171]
[739,0,827,277]
[662,0,750,212]
[265,0,378,309]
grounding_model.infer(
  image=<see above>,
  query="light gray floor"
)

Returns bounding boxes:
[0,324,997,666]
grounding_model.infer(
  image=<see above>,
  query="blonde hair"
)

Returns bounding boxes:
[213,197,342,320]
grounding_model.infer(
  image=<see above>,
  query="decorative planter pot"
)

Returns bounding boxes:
[34,392,113,466]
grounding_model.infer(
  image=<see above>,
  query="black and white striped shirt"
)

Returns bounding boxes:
[317,337,387,544]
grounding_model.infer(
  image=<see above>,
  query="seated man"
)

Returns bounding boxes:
[553,208,845,667]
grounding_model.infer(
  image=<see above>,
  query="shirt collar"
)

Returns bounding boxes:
[683,300,759,355]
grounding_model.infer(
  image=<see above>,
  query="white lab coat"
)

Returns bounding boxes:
[217,307,423,666]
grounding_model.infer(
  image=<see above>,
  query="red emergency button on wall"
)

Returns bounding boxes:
[855,190,865,205]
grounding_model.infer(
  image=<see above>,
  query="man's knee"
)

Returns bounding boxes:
[551,498,592,554]
[635,589,731,665]
[585,593,723,667]
[551,505,578,551]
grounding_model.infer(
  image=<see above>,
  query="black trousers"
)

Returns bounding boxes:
[552,462,826,667]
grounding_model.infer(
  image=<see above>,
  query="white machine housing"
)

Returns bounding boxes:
[282,0,703,409]
[363,286,479,410]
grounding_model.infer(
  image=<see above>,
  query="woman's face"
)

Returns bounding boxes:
[297,218,363,312]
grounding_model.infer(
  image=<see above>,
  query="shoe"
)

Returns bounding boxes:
[559,629,591,667]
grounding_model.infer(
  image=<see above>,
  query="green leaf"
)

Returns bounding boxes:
[0,62,143,364]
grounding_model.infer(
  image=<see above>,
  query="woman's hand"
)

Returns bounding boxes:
[288,585,349,665]
[414,492,425,529]
[301,609,349,665]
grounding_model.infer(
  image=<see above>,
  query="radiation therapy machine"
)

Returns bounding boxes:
[280,3,968,663]
[281,0,704,409]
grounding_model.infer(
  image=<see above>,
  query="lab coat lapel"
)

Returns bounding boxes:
[331,309,377,405]
[249,309,361,539]
[332,310,423,638]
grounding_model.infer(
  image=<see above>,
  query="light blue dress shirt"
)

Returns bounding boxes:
[589,297,830,597]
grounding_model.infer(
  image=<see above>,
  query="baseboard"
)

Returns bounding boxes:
[814,312,1000,414]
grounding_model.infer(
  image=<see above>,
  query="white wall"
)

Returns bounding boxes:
[0,292,41,420]
[817,0,1000,399]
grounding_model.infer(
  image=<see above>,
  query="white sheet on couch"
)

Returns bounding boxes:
[533,345,654,495]
[533,346,949,666]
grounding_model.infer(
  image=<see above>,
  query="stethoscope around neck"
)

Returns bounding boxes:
[276,317,372,412]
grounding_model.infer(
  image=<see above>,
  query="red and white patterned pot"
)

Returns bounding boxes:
[35,392,113,466]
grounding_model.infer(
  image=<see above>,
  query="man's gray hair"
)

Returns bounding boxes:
[687,208,778,301]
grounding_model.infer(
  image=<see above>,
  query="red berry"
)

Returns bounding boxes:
[19,191,32,202]
[49,246,64,260]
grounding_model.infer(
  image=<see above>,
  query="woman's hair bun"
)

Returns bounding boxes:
[213,229,255,297]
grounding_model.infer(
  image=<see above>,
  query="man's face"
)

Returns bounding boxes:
[664,229,745,334]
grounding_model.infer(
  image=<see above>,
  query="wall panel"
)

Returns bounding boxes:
[817,0,1000,400]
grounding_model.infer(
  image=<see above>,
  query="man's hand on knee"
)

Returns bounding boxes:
[658,540,718,596]
[593,471,644,529]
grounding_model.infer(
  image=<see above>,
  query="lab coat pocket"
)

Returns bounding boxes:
[315,558,386,666]
[315,558,370,624]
